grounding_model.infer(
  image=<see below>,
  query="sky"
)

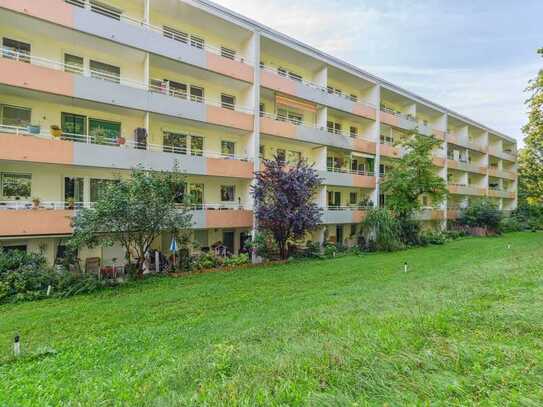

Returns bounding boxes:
[214,0,542,145]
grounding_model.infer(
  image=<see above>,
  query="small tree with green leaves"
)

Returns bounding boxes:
[381,132,448,220]
[70,166,192,274]
[459,199,502,232]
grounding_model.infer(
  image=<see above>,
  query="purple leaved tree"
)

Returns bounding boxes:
[252,156,323,259]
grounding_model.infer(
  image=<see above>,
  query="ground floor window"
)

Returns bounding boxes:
[1,245,27,253]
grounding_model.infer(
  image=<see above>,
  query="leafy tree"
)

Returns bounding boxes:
[70,166,192,273]
[519,48,543,205]
[459,199,502,231]
[381,132,448,220]
[252,156,322,259]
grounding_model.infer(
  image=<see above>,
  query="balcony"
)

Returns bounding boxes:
[413,209,445,221]
[320,167,376,188]
[447,159,487,175]
[379,139,401,158]
[0,201,253,234]
[488,147,517,162]
[0,50,254,132]
[321,206,369,224]
[447,133,487,153]
[259,113,376,154]
[448,184,486,196]
[0,0,254,82]
[380,107,435,136]
[260,66,376,120]
[488,188,516,199]
[0,126,254,178]
[488,167,516,180]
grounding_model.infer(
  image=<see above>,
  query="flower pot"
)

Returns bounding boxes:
[116,136,126,145]
[50,128,62,138]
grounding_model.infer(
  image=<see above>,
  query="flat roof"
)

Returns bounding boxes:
[190,0,516,144]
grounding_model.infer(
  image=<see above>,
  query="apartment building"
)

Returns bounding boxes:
[0,0,518,265]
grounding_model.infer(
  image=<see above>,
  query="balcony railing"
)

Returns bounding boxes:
[64,0,249,63]
[0,48,254,114]
[324,205,372,211]
[0,124,250,161]
[326,166,375,177]
[0,200,252,211]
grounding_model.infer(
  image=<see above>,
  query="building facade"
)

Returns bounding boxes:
[0,0,518,265]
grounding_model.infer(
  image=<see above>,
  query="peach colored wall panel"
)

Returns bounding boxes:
[352,139,377,154]
[0,133,74,165]
[432,157,445,167]
[207,106,253,132]
[206,53,254,83]
[260,71,297,95]
[352,210,367,223]
[0,0,74,27]
[447,210,460,220]
[260,117,297,139]
[431,210,444,220]
[0,210,73,237]
[352,104,376,120]
[352,175,376,189]
[206,158,254,178]
[380,111,400,127]
[447,160,460,170]
[0,58,74,97]
[380,144,401,158]
[205,210,253,229]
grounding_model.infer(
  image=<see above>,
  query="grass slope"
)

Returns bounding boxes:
[1,232,543,405]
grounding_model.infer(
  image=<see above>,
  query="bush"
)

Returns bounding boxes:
[0,249,111,303]
[223,253,250,267]
[244,232,278,260]
[459,199,502,232]
[360,209,403,252]
[419,231,447,245]
[192,252,222,271]
[500,216,524,233]
[323,243,338,258]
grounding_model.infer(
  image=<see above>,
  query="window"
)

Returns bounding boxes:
[221,94,235,110]
[1,173,31,198]
[276,149,286,163]
[89,118,120,144]
[90,1,121,20]
[90,60,120,83]
[163,26,188,44]
[2,245,27,254]
[65,0,85,7]
[189,183,204,206]
[278,109,303,125]
[190,35,204,49]
[190,86,204,103]
[61,112,87,137]
[350,192,357,205]
[287,150,302,164]
[288,71,302,82]
[64,177,84,203]
[221,141,235,158]
[350,126,358,138]
[64,54,84,74]
[168,80,188,99]
[350,224,358,237]
[327,86,342,96]
[327,121,342,134]
[278,67,287,77]
[380,134,394,145]
[2,38,30,62]
[220,46,236,60]
[191,135,204,156]
[259,103,266,117]
[1,105,31,127]
[221,185,235,202]
[259,145,265,159]
[163,132,187,155]
[379,194,386,208]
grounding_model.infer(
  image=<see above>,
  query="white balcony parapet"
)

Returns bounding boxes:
[64,0,250,63]
[1,48,254,114]
[0,201,252,211]
[326,166,375,177]
[0,125,250,161]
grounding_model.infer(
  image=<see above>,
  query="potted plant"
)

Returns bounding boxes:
[116,135,126,146]
[50,125,62,138]
[66,197,75,210]
[32,197,41,209]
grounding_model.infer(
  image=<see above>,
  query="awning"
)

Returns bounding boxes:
[276,94,317,113]
[351,151,375,159]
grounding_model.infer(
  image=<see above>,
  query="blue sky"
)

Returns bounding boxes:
[216,0,542,145]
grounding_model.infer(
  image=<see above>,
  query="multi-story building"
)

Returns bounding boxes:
[0,0,518,265]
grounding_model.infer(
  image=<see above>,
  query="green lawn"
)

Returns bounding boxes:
[1,233,543,405]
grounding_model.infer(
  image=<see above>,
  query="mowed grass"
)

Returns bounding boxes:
[1,233,543,406]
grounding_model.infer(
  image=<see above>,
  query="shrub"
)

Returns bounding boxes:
[244,232,278,260]
[419,231,447,245]
[360,209,403,252]
[192,252,222,271]
[223,253,250,267]
[500,216,524,233]
[323,243,338,258]
[459,199,502,232]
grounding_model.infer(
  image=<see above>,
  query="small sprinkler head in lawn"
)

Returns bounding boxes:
[507,244,511,250]
[404,262,408,273]
[13,334,20,357]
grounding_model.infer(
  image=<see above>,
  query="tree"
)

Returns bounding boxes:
[70,166,192,273]
[459,199,502,232]
[360,208,402,252]
[519,48,543,205]
[381,132,448,220]
[252,156,323,259]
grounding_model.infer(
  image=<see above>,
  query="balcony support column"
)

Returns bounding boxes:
[372,85,381,208]
[144,0,150,25]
